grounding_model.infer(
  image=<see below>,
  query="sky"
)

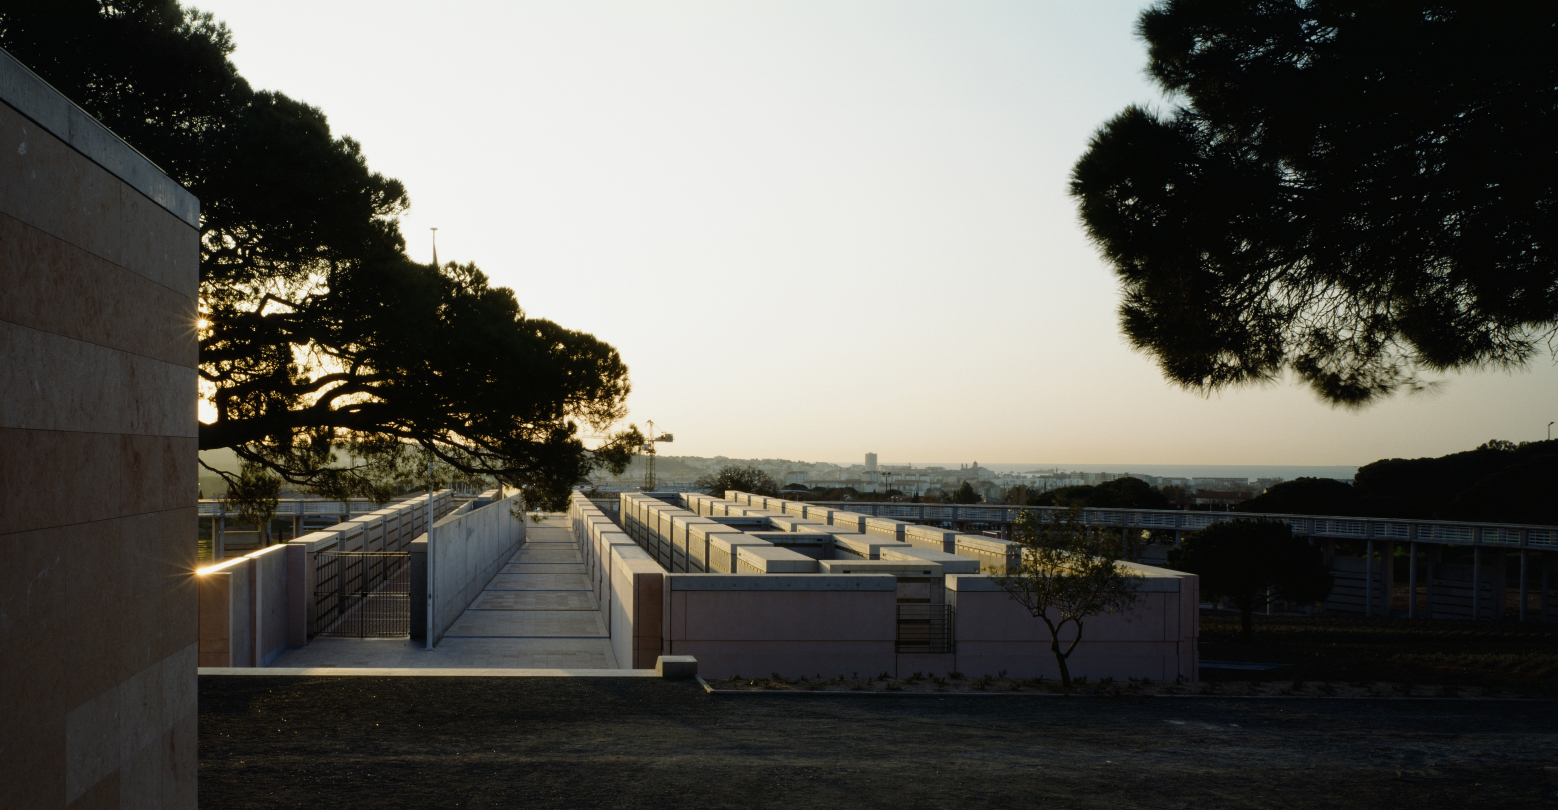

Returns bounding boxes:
[190,0,1556,467]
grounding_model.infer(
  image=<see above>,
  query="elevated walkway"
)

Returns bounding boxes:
[269,516,618,668]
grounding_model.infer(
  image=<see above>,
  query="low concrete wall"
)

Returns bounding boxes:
[948,566,1199,681]
[663,574,900,678]
[196,542,290,667]
[200,491,458,665]
[412,491,526,645]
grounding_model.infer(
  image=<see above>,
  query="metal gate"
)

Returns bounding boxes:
[896,603,954,654]
[312,552,411,638]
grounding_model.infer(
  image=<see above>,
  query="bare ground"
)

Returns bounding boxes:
[200,675,1558,809]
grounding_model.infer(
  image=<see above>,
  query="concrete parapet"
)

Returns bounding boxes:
[904,524,959,553]
[819,559,944,577]
[767,516,827,533]
[953,534,1021,574]
[864,516,908,542]
[831,533,913,560]
[880,546,980,574]
[737,545,820,574]
[708,534,774,574]
[829,511,870,533]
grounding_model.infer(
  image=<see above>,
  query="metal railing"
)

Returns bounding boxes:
[311,551,411,639]
[800,501,1558,549]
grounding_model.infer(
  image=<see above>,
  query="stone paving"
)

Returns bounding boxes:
[269,516,618,669]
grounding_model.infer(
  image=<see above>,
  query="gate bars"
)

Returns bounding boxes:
[311,551,411,638]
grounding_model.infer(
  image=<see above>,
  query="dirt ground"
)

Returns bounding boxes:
[1197,613,1558,692]
[200,675,1558,809]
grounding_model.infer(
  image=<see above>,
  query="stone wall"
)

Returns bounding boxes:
[0,48,201,808]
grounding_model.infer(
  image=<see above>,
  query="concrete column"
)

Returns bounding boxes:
[1493,549,1509,621]
[1365,540,1374,617]
[1472,546,1482,620]
[1544,553,1555,624]
[292,514,302,540]
[1519,548,1529,622]
[1408,542,1418,619]
[1426,546,1439,619]
[1382,540,1396,617]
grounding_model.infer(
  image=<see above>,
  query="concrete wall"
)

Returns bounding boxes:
[414,492,526,645]
[0,48,202,809]
[571,494,664,669]
[662,575,900,678]
[200,492,456,664]
[948,566,1199,681]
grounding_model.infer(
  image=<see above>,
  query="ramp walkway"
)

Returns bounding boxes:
[269,516,618,668]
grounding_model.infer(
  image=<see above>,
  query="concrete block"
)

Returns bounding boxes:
[657,655,698,679]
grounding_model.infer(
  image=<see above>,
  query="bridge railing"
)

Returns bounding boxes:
[800,501,1558,548]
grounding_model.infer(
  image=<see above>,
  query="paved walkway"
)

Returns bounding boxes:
[269,516,617,669]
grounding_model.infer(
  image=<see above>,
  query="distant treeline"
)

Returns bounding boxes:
[1241,440,1558,525]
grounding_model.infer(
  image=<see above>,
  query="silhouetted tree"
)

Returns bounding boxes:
[697,465,780,498]
[1168,519,1331,643]
[1071,2,1558,407]
[990,509,1143,688]
[1029,477,1170,510]
[0,1,640,510]
[951,482,982,504]
[1238,477,1360,517]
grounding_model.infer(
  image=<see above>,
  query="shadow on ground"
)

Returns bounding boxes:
[200,676,1558,809]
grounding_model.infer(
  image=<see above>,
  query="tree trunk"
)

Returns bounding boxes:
[1051,639,1073,689]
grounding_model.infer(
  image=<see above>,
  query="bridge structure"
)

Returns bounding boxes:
[798,500,1558,623]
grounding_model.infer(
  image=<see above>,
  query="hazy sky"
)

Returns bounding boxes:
[190,0,1555,466]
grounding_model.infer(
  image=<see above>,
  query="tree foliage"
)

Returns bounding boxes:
[950,481,982,504]
[1028,477,1171,510]
[1168,519,1331,643]
[0,0,640,510]
[1071,1,1558,407]
[1238,477,1360,517]
[696,465,780,498]
[990,508,1143,688]
[225,460,281,544]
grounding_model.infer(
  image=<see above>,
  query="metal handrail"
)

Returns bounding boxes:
[785,500,1557,548]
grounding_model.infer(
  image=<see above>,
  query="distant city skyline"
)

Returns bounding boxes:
[192,0,1555,465]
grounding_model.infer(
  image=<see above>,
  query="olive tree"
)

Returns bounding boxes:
[990,508,1143,688]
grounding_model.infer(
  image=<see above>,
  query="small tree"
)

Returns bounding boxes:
[696,465,780,498]
[1168,519,1332,643]
[990,508,1144,689]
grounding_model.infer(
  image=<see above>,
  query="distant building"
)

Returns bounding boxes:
[865,452,878,472]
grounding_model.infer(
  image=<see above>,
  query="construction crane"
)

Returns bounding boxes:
[641,420,674,490]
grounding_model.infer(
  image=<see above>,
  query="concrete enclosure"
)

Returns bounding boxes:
[1,48,201,808]
[572,490,1198,680]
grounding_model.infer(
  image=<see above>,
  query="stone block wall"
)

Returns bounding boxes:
[0,49,201,808]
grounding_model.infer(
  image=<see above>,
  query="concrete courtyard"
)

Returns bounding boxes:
[200,676,1558,809]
